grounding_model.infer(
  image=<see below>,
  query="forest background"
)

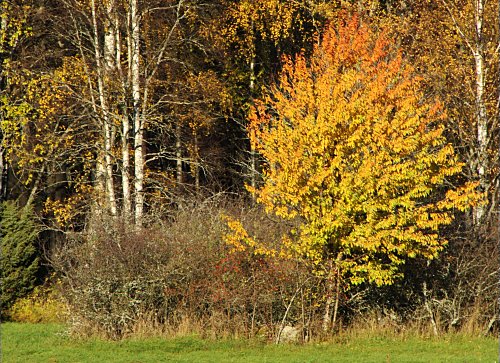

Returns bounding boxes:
[1,0,499,342]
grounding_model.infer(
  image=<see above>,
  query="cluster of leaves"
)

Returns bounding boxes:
[8,282,66,323]
[245,14,482,286]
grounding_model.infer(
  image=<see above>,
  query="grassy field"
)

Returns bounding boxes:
[2,323,498,362]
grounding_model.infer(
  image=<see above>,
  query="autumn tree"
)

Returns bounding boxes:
[384,0,499,232]
[247,14,481,330]
[1,0,92,225]
[211,0,331,191]
[1,0,30,202]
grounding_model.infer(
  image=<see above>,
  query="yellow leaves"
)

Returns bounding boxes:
[0,1,31,53]
[44,194,86,228]
[243,13,479,287]
[223,215,281,258]
[439,181,485,212]
[214,0,308,64]
[2,54,95,209]
[3,71,71,171]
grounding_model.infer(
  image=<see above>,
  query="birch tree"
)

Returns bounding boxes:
[60,0,211,226]
[401,0,499,228]
[440,0,491,224]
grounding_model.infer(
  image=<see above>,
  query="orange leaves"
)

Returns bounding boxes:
[246,13,480,286]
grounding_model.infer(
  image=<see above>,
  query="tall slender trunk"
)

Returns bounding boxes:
[130,0,143,226]
[121,114,131,219]
[176,120,183,186]
[474,0,488,224]
[0,18,7,202]
[114,8,131,219]
[91,0,117,216]
[0,147,7,202]
[104,0,119,209]
[249,53,258,194]
[104,0,116,72]
[194,131,200,192]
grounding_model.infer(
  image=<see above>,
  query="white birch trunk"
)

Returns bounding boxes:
[121,114,132,219]
[113,6,131,219]
[91,0,117,216]
[104,0,116,73]
[474,0,488,223]
[130,0,144,226]
[176,120,183,186]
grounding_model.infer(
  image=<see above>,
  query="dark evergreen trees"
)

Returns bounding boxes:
[1,201,39,317]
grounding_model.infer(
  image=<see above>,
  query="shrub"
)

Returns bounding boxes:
[8,282,67,323]
[51,197,499,340]
[53,199,319,340]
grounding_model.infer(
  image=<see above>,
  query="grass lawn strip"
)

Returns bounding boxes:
[2,323,496,362]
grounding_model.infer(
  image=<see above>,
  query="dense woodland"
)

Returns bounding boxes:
[1,0,499,340]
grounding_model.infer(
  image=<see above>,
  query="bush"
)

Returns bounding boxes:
[9,282,67,323]
[0,201,40,318]
[53,199,319,340]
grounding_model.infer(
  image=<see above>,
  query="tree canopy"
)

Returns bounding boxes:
[247,14,482,286]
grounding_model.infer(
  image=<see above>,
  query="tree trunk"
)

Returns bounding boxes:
[0,147,7,202]
[26,164,45,207]
[249,52,258,194]
[115,8,131,220]
[474,0,488,224]
[176,120,183,186]
[331,267,341,331]
[91,0,117,217]
[322,256,342,333]
[121,115,131,219]
[130,0,144,226]
[322,277,334,332]
[194,131,200,192]
[104,0,116,73]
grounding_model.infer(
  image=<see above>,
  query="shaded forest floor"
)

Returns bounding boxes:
[2,323,498,362]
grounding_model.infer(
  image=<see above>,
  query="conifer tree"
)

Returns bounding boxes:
[0,201,40,316]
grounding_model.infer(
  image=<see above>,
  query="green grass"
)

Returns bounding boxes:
[2,323,498,362]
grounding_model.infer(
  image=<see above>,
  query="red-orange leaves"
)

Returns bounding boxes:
[247,14,482,286]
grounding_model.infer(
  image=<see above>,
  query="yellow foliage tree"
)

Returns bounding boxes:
[247,14,482,287]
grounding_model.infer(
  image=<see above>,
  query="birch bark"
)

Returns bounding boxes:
[130,0,144,226]
[117,12,132,219]
[91,0,117,216]
[474,0,488,223]
[441,0,490,224]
